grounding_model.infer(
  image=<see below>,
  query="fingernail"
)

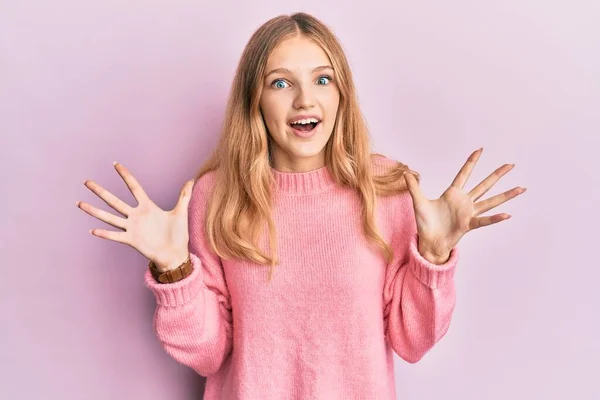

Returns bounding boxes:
[113,161,118,166]
[89,229,94,235]
[75,201,80,207]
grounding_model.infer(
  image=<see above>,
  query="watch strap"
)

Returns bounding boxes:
[149,255,193,284]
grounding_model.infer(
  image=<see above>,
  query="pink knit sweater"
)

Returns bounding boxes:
[144,158,459,399]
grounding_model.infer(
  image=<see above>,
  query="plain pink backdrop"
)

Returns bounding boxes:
[2,1,599,399]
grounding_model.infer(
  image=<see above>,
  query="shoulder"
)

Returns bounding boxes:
[370,153,413,183]
[370,153,399,175]
[370,153,415,214]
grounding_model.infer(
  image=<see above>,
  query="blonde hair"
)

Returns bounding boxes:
[194,12,420,282]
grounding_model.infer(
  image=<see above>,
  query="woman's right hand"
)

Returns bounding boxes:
[76,162,195,272]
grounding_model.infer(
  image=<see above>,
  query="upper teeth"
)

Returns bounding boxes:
[291,118,319,125]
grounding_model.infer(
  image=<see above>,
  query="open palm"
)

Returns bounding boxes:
[76,162,194,271]
[404,148,527,263]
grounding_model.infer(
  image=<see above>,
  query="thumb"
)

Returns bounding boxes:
[403,171,426,206]
[174,179,195,214]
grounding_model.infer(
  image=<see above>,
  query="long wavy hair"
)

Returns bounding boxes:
[194,12,420,282]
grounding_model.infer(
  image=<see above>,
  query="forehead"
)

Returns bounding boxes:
[266,35,331,71]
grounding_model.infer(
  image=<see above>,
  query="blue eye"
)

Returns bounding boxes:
[272,79,289,89]
[270,75,333,89]
[317,75,332,85]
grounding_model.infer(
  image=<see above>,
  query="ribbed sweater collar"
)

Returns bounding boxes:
[270,164,337,195]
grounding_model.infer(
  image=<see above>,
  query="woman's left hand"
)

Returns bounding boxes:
[403,148,527,264]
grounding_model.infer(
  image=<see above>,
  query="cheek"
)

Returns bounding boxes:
[261,101,287,134]
[320,88,339,106]
[323,92,340,118]
[261,97,285,122]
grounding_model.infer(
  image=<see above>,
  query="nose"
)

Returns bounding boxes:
[293,84,316,110]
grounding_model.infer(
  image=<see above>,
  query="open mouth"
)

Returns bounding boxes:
[288,121,320,132]
[287,116,322,137]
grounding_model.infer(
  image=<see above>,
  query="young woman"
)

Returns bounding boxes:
[77,12,526,399]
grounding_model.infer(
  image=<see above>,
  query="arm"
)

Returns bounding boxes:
[144,178,233,376]
[382,193,459,363]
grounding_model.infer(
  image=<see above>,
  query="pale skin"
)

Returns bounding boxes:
[406,147,527,264]
[76,37,526,268]
[259,35,528,263]
[76,36,342,272]
[76,162,194,272]
[260,35,340,173]
[75,148,526,273]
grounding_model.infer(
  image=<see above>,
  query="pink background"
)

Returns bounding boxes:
[2,1,599,399]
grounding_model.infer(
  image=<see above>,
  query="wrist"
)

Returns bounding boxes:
[153,252,190,272]
[417,239,451,265]
[419,249,451,265]
[149,253,193,284]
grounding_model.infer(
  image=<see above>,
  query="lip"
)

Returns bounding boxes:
[289,120,321,138]
[287,114,322,125]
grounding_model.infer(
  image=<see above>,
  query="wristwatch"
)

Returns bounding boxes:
[149,255,193,284]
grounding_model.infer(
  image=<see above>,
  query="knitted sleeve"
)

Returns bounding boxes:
[382,191,459,363]
[144,176,233,377]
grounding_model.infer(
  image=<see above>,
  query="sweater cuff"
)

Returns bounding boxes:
[144,253,204,307]
[408,233,459,289]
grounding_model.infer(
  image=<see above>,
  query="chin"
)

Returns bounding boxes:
[270,127,332,161]
[290,140,329,155]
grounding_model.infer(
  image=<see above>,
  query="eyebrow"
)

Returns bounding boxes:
[264,65,334,79]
